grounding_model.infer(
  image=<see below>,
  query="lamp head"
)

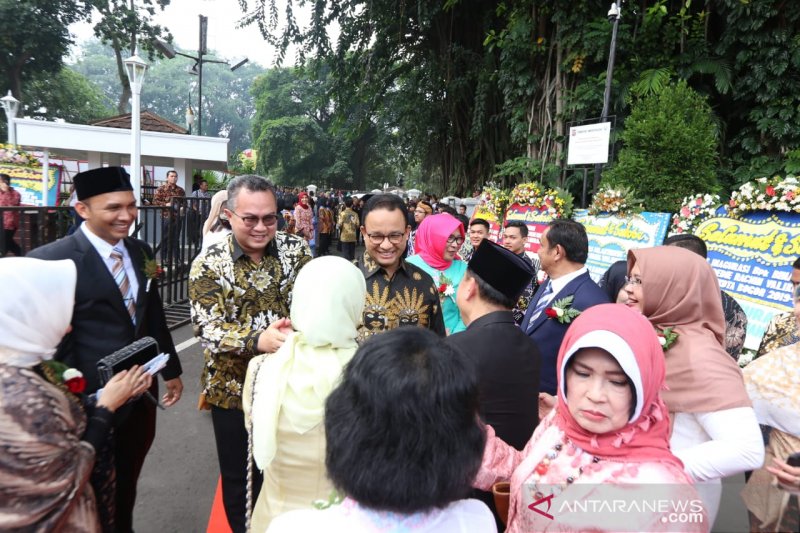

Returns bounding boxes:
[124,54,149,91]
[1,90,20,117]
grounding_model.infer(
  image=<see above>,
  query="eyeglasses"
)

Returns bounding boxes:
[446,236,465,246]
[366,232,405,245]
[624,275,643,286]
[229,211,279,228]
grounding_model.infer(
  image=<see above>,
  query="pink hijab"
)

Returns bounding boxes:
[413,213,465,270]
[554,304,683,469]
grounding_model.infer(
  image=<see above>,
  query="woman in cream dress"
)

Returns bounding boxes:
[243,255,366,531]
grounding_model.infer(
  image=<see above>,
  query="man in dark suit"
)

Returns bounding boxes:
[448,239,541,529]
[28,166,183,532]
[522,219,608,397]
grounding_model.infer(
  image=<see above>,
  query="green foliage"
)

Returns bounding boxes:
[603,81,718,213]
[88,0,173,113]
[0,0,91,99]
[71,40,264,154]
[25,68,113,123]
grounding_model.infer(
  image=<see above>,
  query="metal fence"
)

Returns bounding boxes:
[0,197,212,328]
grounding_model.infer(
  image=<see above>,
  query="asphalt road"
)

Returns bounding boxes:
[133,324,218,533]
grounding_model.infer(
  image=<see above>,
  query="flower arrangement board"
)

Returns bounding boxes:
[0,163,61,207]
[503,203,558,254]
[694,210,800,350]
[572,209,671,284]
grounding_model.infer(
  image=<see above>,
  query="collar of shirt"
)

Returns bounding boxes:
[360,250,409,279]
[80,223,140,296]
[548,266,588,296]
[81,222,122,260]
[230,233,280,263]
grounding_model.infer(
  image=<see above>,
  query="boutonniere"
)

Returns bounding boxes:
[656,326,679,351]
[42,360,87,394]
[437,273,455,299]
[143,258,164,292]
[545,295,581,324]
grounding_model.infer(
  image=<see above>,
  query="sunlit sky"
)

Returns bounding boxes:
[70,0,312,67]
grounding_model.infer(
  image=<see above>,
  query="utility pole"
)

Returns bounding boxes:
[593,1,622,191]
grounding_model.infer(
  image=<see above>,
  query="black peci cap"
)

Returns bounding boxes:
[75,166,133,201]
[468,239,535,302]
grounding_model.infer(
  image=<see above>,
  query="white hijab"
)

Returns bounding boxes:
[248,255,366,470]
[0,258,76,367]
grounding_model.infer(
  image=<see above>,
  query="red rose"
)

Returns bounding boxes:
[438,284,447,293]
[729,199,737,207]
[766,185,776,197]
[787,190,795,200]
[545,308,558,318]
[65,376,87,394]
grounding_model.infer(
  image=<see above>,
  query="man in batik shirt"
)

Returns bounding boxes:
[152,169,186,266]
[355,194,445,341]
[189,175,311,533]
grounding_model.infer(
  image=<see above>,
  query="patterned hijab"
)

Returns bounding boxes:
[555,304,683,468]
[413,213,464,270]
[0,258,76,368]
[628,246,751,413]
[250,256,367,470]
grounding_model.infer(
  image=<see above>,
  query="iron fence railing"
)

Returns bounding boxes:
[0,197,211,326]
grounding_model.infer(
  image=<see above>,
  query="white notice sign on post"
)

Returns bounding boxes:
[567,122,611,165]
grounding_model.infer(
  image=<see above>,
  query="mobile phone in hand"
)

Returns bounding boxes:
[787,451,800,467]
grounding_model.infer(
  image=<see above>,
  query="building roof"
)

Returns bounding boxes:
[90,111,188,134]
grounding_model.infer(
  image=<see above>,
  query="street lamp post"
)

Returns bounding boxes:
[124,54,148,205]
[154,16,248,136]
[593,1,622,191]
[1,90,20,146]
[185,106,195,135]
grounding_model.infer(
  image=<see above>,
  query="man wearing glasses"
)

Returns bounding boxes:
[189,174,311,533]
[356,194,445,341]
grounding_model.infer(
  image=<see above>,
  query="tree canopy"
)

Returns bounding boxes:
[237,0,800,207]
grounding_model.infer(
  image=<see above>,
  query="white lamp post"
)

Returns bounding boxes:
[1,90,20,146]
[124,54,148,205]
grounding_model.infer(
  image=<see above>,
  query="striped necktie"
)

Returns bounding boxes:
[527,281,553,331]
[111,247,136,324]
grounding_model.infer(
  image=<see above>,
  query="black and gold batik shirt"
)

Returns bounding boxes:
[189,232,312,409]
[356,250,446,341]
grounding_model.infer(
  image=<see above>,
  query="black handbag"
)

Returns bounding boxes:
[96,337,160,386]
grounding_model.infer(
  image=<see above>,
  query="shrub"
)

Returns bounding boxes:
[603,81,719,213]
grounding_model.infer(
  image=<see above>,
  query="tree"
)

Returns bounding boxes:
[89,0,172,113]
[0,0,91,99]
[603,81,718,213]
[25,68,113,123]
[71,39,264,154]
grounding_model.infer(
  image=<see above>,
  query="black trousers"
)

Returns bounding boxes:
[113,384,157,532]
[160,218,182,265]
[342,241,356,261]
[317,233,332,256]
[211,406,263,533]
[2,228,21,256]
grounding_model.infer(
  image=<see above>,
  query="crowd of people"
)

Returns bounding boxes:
[2,168,800,533]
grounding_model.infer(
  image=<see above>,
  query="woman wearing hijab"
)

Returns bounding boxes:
[0,258,152,531]
[406,213,468,334]
[243,255,367,531]
[201,190,231,251]
[741,285,800,532]
[475,304,706,533]
[625,246,764,525]
[293,192,314,242]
